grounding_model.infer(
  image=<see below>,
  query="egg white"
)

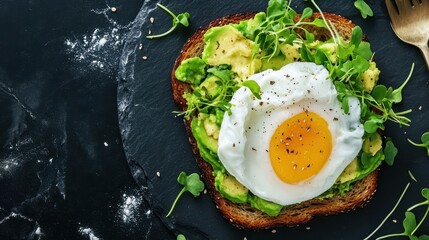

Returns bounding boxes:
[217,62,364,205]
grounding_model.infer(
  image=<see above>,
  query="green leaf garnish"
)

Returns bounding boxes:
[174,65,240,119]
[370,186,429,240]
[364,115,384,134]
[267,0,290,19]
[384,140,397,166]
[177,234,186,240]
[388,63,414,103]
[146,3,190,39]
[241,80,261,99]
[354,0,374,19]
[408,132,429,156]
[300,7,313,20]
[363,183,410,240]
[403,211,417,235]
[350,26,363,47]
[166,172,204,217]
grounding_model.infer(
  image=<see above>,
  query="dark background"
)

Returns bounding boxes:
[1,0,429,239]
[0,0,150,239]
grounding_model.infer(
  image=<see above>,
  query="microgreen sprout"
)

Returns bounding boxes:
[166,172,204,217]
[408,132,429,156]
[177,234,186,240]
[384,140,398,166]
[408,170,418,183]
[363,182,410,240]
[242,80,262,99]
[175,65,239,119]
[146,3,190,39]
[354,0,374,19]
[250,0,328,61]
[375,188,429,240]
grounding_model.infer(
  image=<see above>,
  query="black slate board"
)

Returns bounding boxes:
[118,0,429,239]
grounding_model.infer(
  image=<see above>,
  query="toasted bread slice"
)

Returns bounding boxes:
[171,12,378,229]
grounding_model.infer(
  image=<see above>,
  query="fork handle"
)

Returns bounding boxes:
[418,45,429,71]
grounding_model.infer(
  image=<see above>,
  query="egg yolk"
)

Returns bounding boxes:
[269,111,332,184]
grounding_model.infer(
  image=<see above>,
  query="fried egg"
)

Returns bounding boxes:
[217,62,364,205]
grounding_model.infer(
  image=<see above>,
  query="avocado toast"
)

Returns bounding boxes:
[171,1,399,229]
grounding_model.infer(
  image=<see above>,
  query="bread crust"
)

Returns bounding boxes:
[171,12,378,229]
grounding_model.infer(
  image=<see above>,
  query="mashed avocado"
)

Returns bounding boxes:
[202,25,261,80]
[362,132,383,156]
[280,43,301,63]
[175,57,206,85]
[362,61,381,92]
[199,75,222,98]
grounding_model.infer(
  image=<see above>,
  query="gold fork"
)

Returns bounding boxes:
[385,0,429,70]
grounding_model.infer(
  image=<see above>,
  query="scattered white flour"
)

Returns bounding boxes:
[79,227,101,240]
[119,193,143,224]
[65,27,123,72]
[64,5,133,73]
[103,142,108,147]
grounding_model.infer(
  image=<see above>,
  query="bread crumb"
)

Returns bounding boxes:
[138,43,143,50]
[203,189,207,194]
[271,229,276,233]
[150,17,154,24]
[143,56,148,60]
[393,219,397,223]
[148,30,152,35]
[104,142,108,147]
[156,171,160,177]
[229,218,233,222]
[419,106,423,111]
[111,7,117,13]
[306,227,311,230]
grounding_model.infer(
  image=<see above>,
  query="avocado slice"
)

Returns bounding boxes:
[336,158,359,184]
[362,61,381,92]
[191,115,218,153]
[215,172,248,204]
[248,195,283,217]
